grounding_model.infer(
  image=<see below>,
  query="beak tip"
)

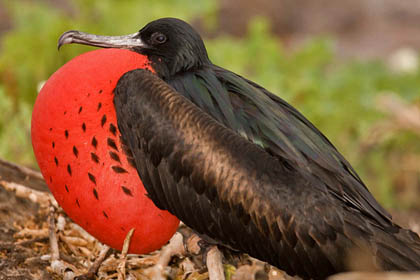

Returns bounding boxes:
[57,30,77,51]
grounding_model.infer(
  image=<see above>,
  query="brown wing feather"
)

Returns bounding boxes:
[114,69,420,280]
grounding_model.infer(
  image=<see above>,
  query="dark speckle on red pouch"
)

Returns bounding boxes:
[121,186,133,197]
[82,123,86,132]
[109,123,117,136]
[91,152,100,163]
[67,164,72,176]
[88,173,96,185]
[109,151,121,163]
[93,188,99,200]
[91,136,98,149]
[97,102,102,112]
[107,138,118,151]
[112,166,127,174]
[73,146,79,158]
[101,115,107,127]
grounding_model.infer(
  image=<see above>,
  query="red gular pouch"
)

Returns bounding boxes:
[31,48,180,254]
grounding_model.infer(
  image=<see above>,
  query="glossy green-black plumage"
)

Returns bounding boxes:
[119,18,420,279]
[58,17,420,279]
[116,18,420,279]
[114,69,420,280]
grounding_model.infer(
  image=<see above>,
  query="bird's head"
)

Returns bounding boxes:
[58,18,211,78]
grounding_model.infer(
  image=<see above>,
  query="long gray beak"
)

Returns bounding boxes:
[57,30,146,50]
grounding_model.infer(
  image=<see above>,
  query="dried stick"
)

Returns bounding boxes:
[0,180,53,207]
[145,232,185,280]
[49,207,60,261]
[48,206,79,279]
[206,246,225,280]
[117,228,135,280]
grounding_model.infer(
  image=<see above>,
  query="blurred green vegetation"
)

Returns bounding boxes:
[0,0,419,209]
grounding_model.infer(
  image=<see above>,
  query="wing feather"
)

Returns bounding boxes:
[114,69,363,279]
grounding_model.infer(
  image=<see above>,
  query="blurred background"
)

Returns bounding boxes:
[0,0,419,212]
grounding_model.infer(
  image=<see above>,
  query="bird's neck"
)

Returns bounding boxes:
[162,66,243,134]
[149,55,211,79]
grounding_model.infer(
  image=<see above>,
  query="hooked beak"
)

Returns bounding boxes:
[57,30,146,50]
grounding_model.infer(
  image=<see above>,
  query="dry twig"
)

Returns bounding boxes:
[117,228,135,280]
[206,246,226,280]
[144,232,184,280]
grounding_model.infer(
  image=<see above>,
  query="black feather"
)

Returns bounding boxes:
[114,69,420,279]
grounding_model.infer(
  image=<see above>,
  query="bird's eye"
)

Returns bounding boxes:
[151,33,167,44]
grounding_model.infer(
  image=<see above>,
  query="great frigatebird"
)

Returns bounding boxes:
[58,18,420,279]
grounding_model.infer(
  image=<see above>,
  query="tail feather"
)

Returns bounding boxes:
[342,212,420,272]
[375,227,420,271]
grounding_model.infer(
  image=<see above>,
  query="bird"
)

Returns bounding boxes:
[56,18,420,279]
[31,48,180,254]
